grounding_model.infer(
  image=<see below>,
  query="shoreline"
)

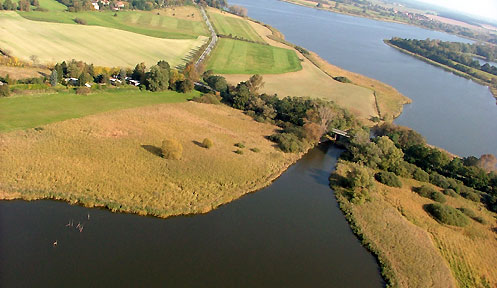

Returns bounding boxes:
[278,0,482,44]
[385,40,497,100]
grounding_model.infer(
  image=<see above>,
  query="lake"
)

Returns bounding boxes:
[232,0,497,158]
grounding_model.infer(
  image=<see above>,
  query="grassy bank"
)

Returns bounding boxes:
[18,7,208,39]
[0,102,301,218]
[332,161,497,287]
[207,9,264,43]
[0,12,207,67]
[0,88,200,132]
[385,40,497,100]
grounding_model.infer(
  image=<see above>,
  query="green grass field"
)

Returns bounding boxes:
[0,12,207,67]
[207,38,302,74]
[37,0,67,11]
[208,11,264,42]
[18,9,208,39]
[0,88,200,131]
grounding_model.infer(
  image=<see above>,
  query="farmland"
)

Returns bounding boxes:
[0,102,301,218]
[0,88,200,132]
[0,12,207,67]
[207,8,264,42]
[18,7,208,39]
[333,161,497,287]
[206,38,302,74]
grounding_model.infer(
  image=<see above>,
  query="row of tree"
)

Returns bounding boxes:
[49,59,197,93]
[388,38,497,79]
[200,72,361,153]
[0,0,39,11]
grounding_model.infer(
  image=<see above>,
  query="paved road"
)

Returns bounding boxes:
[195,6,218,68]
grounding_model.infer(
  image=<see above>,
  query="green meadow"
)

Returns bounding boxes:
[207,38,302,74]
[208,11,264,42]
[0,88,200,132]
[18,9,208,39]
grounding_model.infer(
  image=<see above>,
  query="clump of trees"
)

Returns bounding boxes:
[425,203,469,227]
[161,138,183,160]
[0,83,9,97]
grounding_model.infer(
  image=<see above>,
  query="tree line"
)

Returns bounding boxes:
[338,120,497,212]
[388,38,497,79]
[196,72,361,153]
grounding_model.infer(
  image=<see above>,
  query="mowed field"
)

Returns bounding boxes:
[206,38,302,74]
[0,88,200,132]
[0,102,301,218]
[334,162,497,287]
[37,0,67,11]
[19,7,208,39]
[207,9,264,42]
[0,12,207,67]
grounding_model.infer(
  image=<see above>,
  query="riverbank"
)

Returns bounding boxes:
[385,40,497,100]
[0,102,305,218]
[331,161,497,287]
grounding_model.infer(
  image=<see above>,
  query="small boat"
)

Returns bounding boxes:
[53,240,58,247]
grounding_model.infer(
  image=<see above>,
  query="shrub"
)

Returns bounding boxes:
[234,142,245,148]
[442,188,458,197]
[75,87,91,95]
[429,172,450,188]
[74,18,87,25]
[202,138,213,149]
[0,84,9,97]
[269,133,306,153]
[415,185,446,203]
[473,216,486,224]
[412,167,430,182]
[457,207,476,218]
[346,163,374,204]
[234,149,243,155]
[390,161,417,178]
[425,203,469,227]
[461,190,480,202]
[161,138,183,160]
[333,76,352,83]
[250,148,260,153]
[192,93,222,104]
[375,171,402,188]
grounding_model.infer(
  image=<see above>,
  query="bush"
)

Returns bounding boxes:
[457,207,476,218]
[429,172,450,189]
[0,84,9,97]
[375,171,402,188]
[161,138,183,160]
[415,185,446,203]
[442,188,458,197]
[390,161,417,178]
[74,18,87,25]
[202,138,213,149]
[269,133,306,153]
[250,148,260,153]
[462,190,480,202]
[75,87,91,95]
[333,76,352,83]
[425,203,469,227]
[234,149,243,155]
[234,142,245,148]
[412,167,430,182]
[192,93,222,104]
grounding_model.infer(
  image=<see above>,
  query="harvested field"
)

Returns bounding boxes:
[0,12,207,68]
[0,65,50,80]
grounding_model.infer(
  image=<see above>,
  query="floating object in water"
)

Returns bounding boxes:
[76,222,81,229]
[79,226,84,233]
[53,240,58,247]
[87,212,90,220]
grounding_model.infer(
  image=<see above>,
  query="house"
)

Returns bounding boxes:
[110,77,122,85]
[128,79,140,86]
[116,1,125,8]
[64,77,79,85]
[85,83,92,88]
[91,1,99,10]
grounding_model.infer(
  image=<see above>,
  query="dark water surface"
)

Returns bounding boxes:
[232,0,497,157]
[0,145,384,287]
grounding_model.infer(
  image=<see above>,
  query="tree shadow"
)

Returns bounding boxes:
[192,140,205,148]
[141,145,162,157]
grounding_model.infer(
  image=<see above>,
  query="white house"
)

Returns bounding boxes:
[91,1,99,10]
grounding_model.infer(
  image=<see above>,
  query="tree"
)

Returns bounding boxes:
[0,84,9,97]
[157,60,170,73]
[161,138,183,160]
[146,65,169,92]
[18,0,30,11]
[132,62,147,83]
[205,75,227,92]
[376,136,404,171]
[246,74,264,94]
[3,0,16,10]
[78,72,92,86]
[119,68,127,81]
[50,69,58,87]
[176,79,193,93]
